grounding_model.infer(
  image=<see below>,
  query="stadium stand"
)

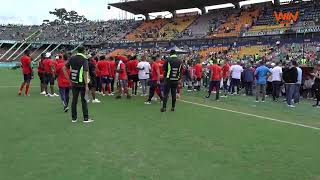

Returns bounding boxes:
[158,15,197,41]
[125,19,168,40]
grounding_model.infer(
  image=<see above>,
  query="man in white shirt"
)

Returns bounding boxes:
[229,61,243,95]
[137,55,151,96]
[271,62,282,102]
[294,63,303,103]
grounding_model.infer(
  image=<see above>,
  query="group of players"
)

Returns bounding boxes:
[18,48,184,120]
[18,47,320,122]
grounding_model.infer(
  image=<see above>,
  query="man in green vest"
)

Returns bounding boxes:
[161,50,183,112]
[300,57,307,65]
[63,46,93,123]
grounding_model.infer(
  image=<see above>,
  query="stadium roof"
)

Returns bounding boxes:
[109,0,241,15]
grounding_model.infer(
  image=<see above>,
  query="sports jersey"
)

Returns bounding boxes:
[20,55,32,74]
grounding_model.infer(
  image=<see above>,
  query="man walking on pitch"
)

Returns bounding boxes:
[56,53,71,112]
[161,50,182,112]
[255,61,271,102]
[271,62,282,102]
[18,50,33,96]
[206,59,222,101]
[63,47,93,123]
[145,56,163,104]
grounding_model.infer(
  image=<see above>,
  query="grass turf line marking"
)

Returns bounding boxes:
[0,85,38,88]
[179,99,320,131]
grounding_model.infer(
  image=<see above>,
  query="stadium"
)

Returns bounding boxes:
[1,0,320,179]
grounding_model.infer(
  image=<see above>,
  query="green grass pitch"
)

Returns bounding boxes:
[0,69,320,180]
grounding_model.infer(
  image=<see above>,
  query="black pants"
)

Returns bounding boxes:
[96,77,102,92]
[314,83,320,105]
[208,81,220,100]
[272,81,281,101]
[110,78,115,93]
[244,82,253,96]
[266,81,273,95]
[162,80,178,109]
[148,80,163,102]
[71,86,89,120]
[230,78,240,94]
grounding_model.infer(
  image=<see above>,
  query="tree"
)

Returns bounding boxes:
[48,8,88,24]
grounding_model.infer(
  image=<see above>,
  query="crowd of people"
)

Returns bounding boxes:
[17,46,320,122]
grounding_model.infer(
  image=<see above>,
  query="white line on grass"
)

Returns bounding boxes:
[179,99,320,131]
[0,86,38,88]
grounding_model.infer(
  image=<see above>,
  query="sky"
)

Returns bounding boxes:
[0,0,289,25]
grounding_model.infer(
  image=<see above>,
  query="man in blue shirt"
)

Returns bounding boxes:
[255,61,271,102]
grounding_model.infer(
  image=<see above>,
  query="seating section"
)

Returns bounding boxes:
[178,9,234,39]
[238,45,270,57]
[198,46,228,61]
[208,8,260,38]
[158,16,197,41]
[125,19,168,40]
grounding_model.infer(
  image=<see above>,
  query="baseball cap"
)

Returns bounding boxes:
[45,52,51,58]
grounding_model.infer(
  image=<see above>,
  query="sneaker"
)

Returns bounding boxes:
[160,108,167,112]
[140,94,145,97]
[261,101,265,103]
[151,97,157,101]
[53,93,60,97]
[312,104,319,107]
[18,91,22,96]
[144,101,152,105]
[64,107,69,113]
[24,94,30,97]
[102,94,106,97]
[288,105,295,108]
[72,119,77,123]
[40,91,46,95]
[83,119,94,123]
[255,100,259,103]
[47,94,54,97]
[220,95,228,98]
[171,108,175,112]
[92,99,101,103]
[205,96,210,99]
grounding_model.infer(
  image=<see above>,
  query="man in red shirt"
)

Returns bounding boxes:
[206,59,222,100]
[38,53,46,95]
[155,55,165,98]
[221,59,230,97]
[109,57,116,94]
[115,58,130,99]
[145,56,163,104]
[42,52,58,97]
[56,53,71,112]
[194,61,203,91]
[97,55,110,96]
[127,55,139,96]
[94,56,102,94]
[18,50,33,96]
